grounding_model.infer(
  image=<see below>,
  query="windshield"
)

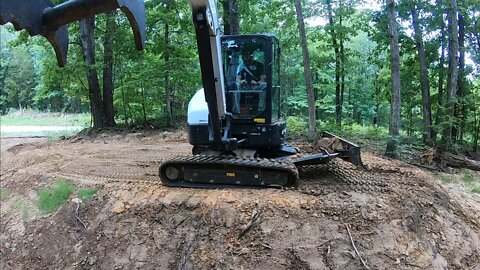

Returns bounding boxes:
[222,37,268,119]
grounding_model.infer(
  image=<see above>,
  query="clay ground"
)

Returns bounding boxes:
[0,131,479,269]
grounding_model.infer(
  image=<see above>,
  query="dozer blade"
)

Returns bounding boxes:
[293,131,364,168]
[0,0,146,67]
[159,155,299,188]
[321,131,364,167]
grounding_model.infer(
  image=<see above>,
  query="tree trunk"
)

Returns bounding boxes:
[435,18,446,132]
[79,16,105,129]
[385,0,401,158]
[103,11,116,127]
[373,75,381,126]
[326,0,342,127]
[229,0,239,35]
[474,100,479,153]
[141,85,147,124]
[339,0,346,123]
[121,75,130,125]
[455,12,465,141]
[221,0,239,35]
[294,0,317,142]
[443,0,459,148]
[411,6,433,143]
[221,0,231,35]
[165,0,173,126]
[340,31,346,124]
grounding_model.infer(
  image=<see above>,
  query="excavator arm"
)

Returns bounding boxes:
[0,0,146,66]
[188,0,237,152]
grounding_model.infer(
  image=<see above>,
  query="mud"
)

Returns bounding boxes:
[0,131,479,269]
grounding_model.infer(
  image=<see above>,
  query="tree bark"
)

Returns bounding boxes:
[385,0,401,158]
[435,18,446,132]
[411,6,433,143]
[455,12,465,141]
[141,84,147,124]
[221,0,231,35]
[339,0,346,123]
[221,0,239,35]
[373,74,381,126]
[294,0,317,142]
[340,28,346,124]
[165,0,173,126]
[443,0,459,148]
[229,0,239,35]
[474,99,479,153]
[103,11,116,127]
[326,0,342,127]
[79,16,105,128]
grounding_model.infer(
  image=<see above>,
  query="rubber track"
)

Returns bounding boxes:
[159,155,299,188]
[297,161,393,194]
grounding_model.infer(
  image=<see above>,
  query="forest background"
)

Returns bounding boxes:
[0,0,479,157]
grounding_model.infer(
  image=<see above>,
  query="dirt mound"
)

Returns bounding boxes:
[1,133,479,269]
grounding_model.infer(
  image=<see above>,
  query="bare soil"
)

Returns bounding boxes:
[1,131,479,270]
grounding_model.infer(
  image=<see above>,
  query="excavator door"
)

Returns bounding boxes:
[222,35,281,124]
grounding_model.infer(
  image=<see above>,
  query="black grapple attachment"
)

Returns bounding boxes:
[0,0,146,66]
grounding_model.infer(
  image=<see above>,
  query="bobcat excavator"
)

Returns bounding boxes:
[1,0,363,189]
[158,0,363,188]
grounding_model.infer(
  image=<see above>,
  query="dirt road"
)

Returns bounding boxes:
[0,131,479,269]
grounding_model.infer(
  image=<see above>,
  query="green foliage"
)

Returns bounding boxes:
[37,180,75,214]
[462,170,475,184]
[0,0,479,152]
[434,172,456,184]
[1,46,37,112]
[287,116,308,137]
[0,110,90,126]
[11,197,32,220]
[0,188,9,200]
[78,188,98,202]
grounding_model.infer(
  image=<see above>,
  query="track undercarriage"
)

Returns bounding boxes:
[159,155,299,188]
[159,132,364,189]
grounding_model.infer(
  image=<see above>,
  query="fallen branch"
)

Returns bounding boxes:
[406,162,440,171]
[72,200,87,229]
[345,224,370,270]
[261,243,272,249]
[238,209,261,239]
[439,152,480,171]
[420,148,480,171]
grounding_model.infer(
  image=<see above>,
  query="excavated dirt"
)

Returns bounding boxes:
[1,131,479,269]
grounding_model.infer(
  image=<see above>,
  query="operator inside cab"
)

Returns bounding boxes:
[230,47,267,116]
[236,48,267,91]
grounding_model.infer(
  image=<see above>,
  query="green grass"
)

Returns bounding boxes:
[472,187,480,194]
[462,170,476,184]
[431,172,456,184]
[37,180,75,214]
[0,188,8,200]
[0,129,81,138]
[439,174,456,184]
[11,198,32,220]
[0,110,90,126]
[78,188,98,201]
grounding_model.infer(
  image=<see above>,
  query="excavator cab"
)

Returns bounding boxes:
[220,35,289,152]
[222,35,280,122]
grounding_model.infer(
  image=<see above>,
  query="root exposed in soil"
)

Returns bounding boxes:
[1,132,479,269]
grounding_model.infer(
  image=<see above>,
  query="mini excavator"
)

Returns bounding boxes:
[158,0,363,188]
[1,0,363,189]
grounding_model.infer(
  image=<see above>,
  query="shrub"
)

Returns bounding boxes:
[38,180,75,214]
[79,188,98,201]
